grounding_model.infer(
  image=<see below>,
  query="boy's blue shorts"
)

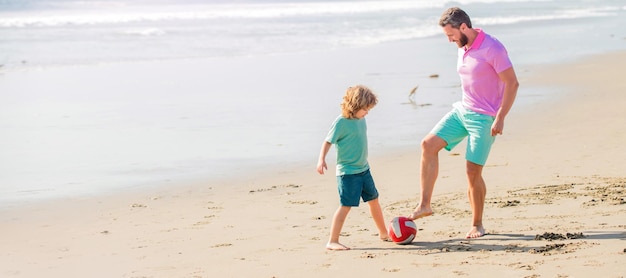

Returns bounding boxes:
[431,103,496,166]
[336,169,379,207]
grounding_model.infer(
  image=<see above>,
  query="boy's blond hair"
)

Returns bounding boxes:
[341,85,378,119]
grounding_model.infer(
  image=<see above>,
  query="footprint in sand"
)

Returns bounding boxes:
[211,243,232,248]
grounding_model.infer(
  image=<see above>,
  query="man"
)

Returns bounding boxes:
[407,7,519,239]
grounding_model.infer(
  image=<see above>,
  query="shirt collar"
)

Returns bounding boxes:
[465,28,485,51]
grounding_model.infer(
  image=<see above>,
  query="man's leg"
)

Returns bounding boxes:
[466,161,486,238]
[408,134,447,220]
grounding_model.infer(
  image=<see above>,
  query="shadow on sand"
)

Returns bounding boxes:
[352,231,625,252]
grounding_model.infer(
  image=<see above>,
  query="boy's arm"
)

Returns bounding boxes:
[317,141,332,174]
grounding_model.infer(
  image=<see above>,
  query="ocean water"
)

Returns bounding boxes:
[2,0,624,70]
[1,0,625,206]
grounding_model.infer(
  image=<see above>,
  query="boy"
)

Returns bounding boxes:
[317,85,390,250]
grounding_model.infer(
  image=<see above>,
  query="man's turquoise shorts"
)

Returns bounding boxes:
[431,103,496,166]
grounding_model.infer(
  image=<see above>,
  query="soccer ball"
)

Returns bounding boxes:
[388,216,417,245]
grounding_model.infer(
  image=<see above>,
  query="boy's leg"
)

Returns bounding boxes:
[367,198,390,241]
[327,206,351,250]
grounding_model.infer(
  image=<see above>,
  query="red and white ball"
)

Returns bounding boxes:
[388,216,417,245]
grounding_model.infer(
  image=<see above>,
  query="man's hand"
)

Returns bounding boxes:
[491,118,504,136]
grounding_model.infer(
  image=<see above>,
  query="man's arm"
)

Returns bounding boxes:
[492,66,519,136]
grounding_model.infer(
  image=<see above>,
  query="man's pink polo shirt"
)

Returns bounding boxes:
[457,29,512,117]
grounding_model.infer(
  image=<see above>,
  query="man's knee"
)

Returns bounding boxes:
[465,162,483,180]
[421,134,446,153]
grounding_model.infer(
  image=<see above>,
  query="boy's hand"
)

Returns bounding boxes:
[317,160,327,174]
[317,141,331,174]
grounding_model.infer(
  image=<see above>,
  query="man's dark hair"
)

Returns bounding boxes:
[439,7,472,29]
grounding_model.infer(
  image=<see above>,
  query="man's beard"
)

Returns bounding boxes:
[457,33,469,48]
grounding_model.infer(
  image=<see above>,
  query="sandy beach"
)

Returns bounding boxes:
[1,48,625,277]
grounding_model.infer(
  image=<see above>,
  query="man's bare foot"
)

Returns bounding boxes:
[407,206,433,220]
[326,242,350,250]
[380,235,392,242]
[465,226,486,238]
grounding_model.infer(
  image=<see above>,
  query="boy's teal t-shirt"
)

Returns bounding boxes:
[325,115,369,176]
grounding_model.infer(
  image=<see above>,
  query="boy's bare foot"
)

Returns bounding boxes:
[465,226,486,238]
[407,206,433,220]
[326,242,350,250]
